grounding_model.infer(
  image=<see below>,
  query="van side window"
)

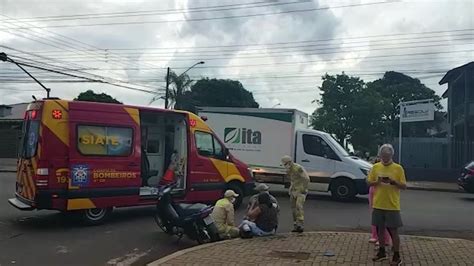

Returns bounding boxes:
[302,134,339,160]
[195,131,223,158]
[77,125,133,156]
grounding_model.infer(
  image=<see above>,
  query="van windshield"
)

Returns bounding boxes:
[18,119,40,159]
[326,134,349,157]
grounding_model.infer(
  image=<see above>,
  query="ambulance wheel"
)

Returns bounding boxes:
[81,207,112,225]
[227,182,244,210]
[330,178,356,201]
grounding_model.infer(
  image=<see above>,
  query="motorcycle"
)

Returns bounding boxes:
[154,182,220,244]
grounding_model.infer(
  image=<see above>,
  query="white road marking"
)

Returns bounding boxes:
[107,248,151,266]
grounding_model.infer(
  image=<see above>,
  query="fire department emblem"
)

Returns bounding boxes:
[71,164,89,187]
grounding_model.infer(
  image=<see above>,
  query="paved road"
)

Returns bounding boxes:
[1,172,473,265]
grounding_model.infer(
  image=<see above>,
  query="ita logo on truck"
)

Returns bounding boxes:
[224,127,262,145]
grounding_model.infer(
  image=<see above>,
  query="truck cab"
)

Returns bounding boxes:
[294,129,371,200]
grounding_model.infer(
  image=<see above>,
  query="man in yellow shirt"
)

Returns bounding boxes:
[367,144,406,265]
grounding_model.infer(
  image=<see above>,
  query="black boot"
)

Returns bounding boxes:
[292,226,304,233]
[372,247,387,262]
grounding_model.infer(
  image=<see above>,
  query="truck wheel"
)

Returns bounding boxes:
[81,207,112,225]
[330,178,356,201]
[227,182,244,209]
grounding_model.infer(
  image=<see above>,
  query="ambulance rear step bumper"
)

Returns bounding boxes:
[8,198,35,210]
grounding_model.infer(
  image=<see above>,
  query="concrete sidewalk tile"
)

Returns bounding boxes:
[149,232,474,265]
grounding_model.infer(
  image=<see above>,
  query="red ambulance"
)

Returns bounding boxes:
[8,99,254,224]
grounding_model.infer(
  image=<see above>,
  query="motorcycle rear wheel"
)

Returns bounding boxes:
[195,224,212,244]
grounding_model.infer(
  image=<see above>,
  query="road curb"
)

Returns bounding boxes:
[0,170,16,173]
[147,238,240,266]
[148,231,472,265]
[407,185,463,194]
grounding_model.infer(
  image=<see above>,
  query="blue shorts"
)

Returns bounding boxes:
[239,220,275,236]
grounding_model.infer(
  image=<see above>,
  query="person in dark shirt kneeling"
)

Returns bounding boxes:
[239,193,278,238]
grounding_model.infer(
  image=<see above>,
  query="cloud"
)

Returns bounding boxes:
[0,0,472,115]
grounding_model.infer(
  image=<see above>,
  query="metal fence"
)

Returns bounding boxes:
[452,140,474,168]
[392,138,449,168]
[0,128,21,158]
[392,138,473,169]
[389,138,473,182]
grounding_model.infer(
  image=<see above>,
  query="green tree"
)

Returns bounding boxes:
[188,78,259,111]
[367,71,443,139]
[75,90,121,104]
[311,73,383,154]
[151,70,194,110]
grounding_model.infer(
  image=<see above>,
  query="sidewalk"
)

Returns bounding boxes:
[407,181,461,193]
[150,231,474,265]
[0,158,16,173]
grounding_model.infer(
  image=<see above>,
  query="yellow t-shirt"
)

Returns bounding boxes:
[367,162,406,211]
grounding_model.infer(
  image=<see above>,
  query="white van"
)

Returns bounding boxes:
[198,107,372,201]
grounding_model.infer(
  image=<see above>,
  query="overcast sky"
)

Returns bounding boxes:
[0,0,473,114]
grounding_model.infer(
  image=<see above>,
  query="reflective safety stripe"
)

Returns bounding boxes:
[215,198,230,207]
[123,107,140,125]
[42,100,69,146]
[67,198,96,210]
[210,158,245,183]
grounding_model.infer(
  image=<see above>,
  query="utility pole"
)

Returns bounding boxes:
[164,67,170,109]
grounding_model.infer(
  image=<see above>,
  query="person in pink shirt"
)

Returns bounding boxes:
[369,185,392,247]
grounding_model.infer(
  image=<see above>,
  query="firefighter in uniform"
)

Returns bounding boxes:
[281,155,310,233]
[211,190,240,239]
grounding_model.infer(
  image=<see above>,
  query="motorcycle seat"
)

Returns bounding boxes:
[174,203,208,217]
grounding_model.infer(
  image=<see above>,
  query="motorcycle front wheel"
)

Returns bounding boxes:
[154,212,172,234]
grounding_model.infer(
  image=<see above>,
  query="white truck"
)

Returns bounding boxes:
[198,107,371,201]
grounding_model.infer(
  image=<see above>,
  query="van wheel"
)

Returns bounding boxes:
[331,178,356,201]
[81,208,112,225]
[227,182,244,209]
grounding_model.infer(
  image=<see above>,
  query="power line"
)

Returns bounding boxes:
[13,44,466,72]
[94,29,474,51]
[0,45,97,71]
[1,1,400,29]
[3,52,466,75]
[1,46,166,90]
[4,59,159,94]
[0,1,309,22]
[0,15,167,72]
[40,33,474,58]
[2,53,465,86]
[15,29,473,58]
[167,49,474,70]
[46,40,474,62]
[0,79,102,83]
[16,46,465,72]
[0,88,45,92]
[0,45,148,88]
[6,54,96,73]
[33,48,467,71]
[98,35,474,57]
[0,19,133,68]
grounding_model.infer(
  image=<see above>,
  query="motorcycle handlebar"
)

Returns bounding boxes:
[159,182,178,193]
